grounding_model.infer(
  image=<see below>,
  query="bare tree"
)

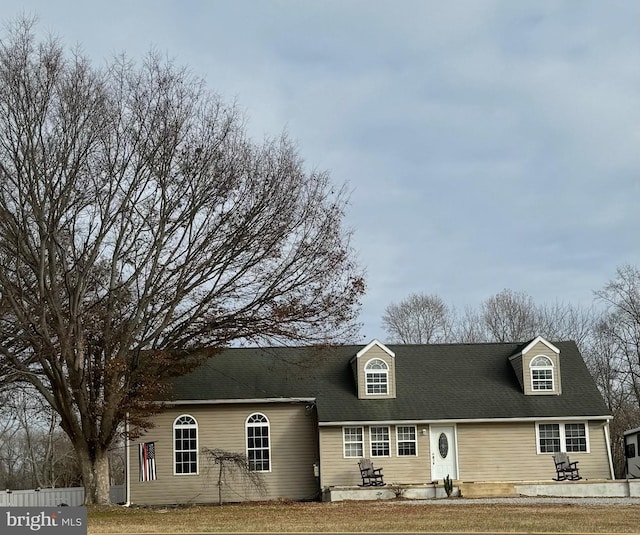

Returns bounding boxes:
[385,289,595,347]
[537,301,596,353]
[0,388,21,487]
[452,306,488,343]
[480,289,540,342]
[461,289,594,347]
[582,317,638,477]
[0,19,364,504]
[382,293,452,344]
[594,265,640,407]
[591,264,640,476]
[583,320,628,412]
[202,448,265,505]
[0,385,81,489]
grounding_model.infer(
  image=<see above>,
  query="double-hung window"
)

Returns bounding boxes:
[538,423,561,453]
[396,426,417,456]
[537,422,588,453]
[564,423,587,452]
[370,426,390,457]
[343,427,364,458]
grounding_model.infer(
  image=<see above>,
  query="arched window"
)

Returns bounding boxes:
[530,355,554,391]
[246,413,270,472]
[174,415,198,474]
[365,358,389,395]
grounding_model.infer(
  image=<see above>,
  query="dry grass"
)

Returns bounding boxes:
[88,500,640,534]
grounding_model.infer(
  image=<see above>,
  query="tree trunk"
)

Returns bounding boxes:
[76,446,111,505]
[218,463,224,506]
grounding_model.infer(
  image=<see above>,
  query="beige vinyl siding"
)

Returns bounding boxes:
[457,422,535,481]
[355,345,396,399]
[130,403,319,505]
[522,341,562,396]
[318,426,431,487]
[318,420,611,488]
[457,421,610,481]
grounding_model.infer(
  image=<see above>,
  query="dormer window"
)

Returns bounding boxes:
[365,358,388,395]
[531,355,554,391]
[353,340,396,399]
[509,336,562,396]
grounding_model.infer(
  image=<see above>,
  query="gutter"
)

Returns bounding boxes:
[318,415,613,426]
[160,397,316,405]
[604,419,615,479]
[125,414,131,507]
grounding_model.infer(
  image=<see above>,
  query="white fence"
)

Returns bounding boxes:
[0,485,125,507]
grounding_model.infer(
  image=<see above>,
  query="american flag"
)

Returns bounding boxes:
[139,442,157,482]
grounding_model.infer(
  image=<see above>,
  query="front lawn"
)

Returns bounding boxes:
[88,499,640,533]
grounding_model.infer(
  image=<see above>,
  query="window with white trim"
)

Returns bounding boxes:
[565,423,587,452]
[538,423,560,453]
[396,426,417,456]
[343,427,364,458]
[365,359,389,395]
[174,415,198,474]
[246,413,270,471]
[537,423,588,453]
[530,355,554,391]
[370,426,390,457]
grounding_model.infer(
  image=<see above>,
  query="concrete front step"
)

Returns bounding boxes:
[458,481,519,498]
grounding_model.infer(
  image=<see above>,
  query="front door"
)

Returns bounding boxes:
[430,425,458,480]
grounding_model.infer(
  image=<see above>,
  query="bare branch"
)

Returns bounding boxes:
[0,18,363,504]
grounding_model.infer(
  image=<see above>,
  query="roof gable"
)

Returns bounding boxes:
[353,339,395,361]
[512,336,560,358]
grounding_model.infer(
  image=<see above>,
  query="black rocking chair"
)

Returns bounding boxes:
[553,452,582,481]
[358,458,385,486]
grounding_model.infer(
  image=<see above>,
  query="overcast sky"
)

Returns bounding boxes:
[6,0,640,341]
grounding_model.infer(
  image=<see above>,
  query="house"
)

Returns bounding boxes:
[126,336,613,505]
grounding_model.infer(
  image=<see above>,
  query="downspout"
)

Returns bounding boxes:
[604,418,615,479]
[125,413,131,506]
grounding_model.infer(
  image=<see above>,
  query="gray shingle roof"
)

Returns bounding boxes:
[169,341,610,422]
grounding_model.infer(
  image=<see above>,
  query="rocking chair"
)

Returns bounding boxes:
[358,458,385,486]
[553,452,582,481]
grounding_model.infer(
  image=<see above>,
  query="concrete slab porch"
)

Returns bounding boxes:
[323,482,458,502]
[322,479,640,502]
